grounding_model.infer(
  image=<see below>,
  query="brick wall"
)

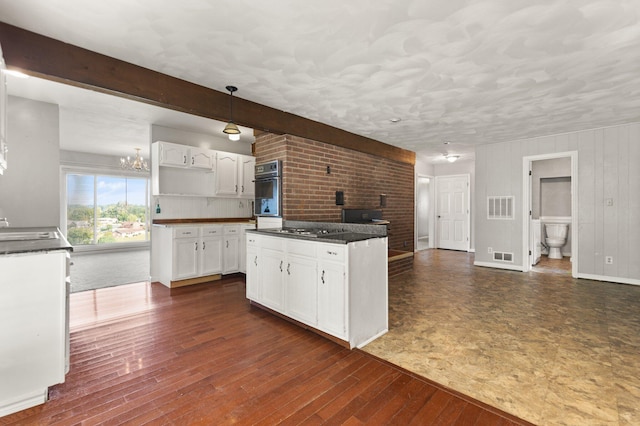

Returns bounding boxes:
[254,133,415,251]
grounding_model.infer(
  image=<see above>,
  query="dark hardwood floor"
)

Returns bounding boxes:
[1,276,532,425]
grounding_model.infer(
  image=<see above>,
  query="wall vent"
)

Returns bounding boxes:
[487,196,514,220]
[493,251,514,262]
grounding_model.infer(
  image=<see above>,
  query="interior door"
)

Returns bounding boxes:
[436,175,469,251]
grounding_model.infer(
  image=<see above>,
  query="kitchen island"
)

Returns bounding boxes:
[246,221,388,349]
[0,227,72,417]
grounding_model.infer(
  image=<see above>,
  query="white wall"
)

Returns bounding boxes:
[475,122,640,284]
[0,96,60,227]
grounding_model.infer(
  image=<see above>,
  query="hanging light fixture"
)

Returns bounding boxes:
[223,85,241,141]
[120,148,149,171]
[445,154,460,163]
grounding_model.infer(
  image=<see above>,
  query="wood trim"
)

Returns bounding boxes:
[165,274,221,288]
[152,218,255,225]
[0,22,415,165]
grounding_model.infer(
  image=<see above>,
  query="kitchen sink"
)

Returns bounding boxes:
[0,231,60,242]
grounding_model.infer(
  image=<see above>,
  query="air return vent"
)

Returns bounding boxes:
[493,251,514,262]
[487,196,514,220]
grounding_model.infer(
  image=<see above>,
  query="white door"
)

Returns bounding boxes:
[436,175,469,251]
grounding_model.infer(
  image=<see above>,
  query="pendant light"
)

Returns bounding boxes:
[223,85,241,141]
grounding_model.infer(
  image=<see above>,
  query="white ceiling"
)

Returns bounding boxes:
[2,0,640,163]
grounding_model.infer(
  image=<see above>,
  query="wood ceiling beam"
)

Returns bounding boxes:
[0,22,415,165]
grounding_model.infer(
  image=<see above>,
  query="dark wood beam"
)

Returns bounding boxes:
[0,22,415,165]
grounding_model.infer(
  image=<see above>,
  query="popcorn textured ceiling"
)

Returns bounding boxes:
[1,0,639,162]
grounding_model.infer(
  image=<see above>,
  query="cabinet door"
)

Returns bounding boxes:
[223,236,239,273]
[246,243,259,300]
[200,235,223,275]
[317,260,347,339]
[173,237,199,280]
[216,152,239,195]
[261,248,285,311]
[159,142,188,167]
[239,156,256,198]
[190,147,214,169]
[286,255,318,326]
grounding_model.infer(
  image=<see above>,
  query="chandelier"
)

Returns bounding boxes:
[120,148,149,172]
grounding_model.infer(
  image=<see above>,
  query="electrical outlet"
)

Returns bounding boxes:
[488,247,493,254]
[605,256,613,265]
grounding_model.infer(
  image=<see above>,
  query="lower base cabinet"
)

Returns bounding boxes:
[152,223,250,288]
[246,233,387,348]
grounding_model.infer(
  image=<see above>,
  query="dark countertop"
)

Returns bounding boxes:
[0,227,73,255]
[247,229,384,244]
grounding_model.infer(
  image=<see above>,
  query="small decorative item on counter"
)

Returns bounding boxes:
[156,203,161,214]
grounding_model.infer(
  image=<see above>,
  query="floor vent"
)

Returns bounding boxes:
[493,251,514,262]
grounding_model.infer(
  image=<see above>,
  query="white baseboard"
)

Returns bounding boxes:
[577,273,640,286]
[473,261,523,272]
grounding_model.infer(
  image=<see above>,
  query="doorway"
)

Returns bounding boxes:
[415,175,433,251]
[435,174,470,251]
[522,151,578,277]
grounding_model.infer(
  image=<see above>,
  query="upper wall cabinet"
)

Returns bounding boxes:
[215,153,255,198]
[0,44,7,175]
[152,141,254,198]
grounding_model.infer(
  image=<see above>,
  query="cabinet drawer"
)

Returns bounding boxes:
[262,235,285,251]
[319,244,345,262]
[224,225,240,235]
[202,226,223,236]
[287,240,317,257]
[173,227,199,238]
[246,233,260,246]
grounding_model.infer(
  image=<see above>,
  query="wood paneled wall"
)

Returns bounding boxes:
[255,134,415,252]
[475,122,640,283]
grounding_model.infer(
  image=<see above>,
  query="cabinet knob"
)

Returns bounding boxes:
[195,242,198,251]
[183,155,187,164]
[254,256,258,266]
[202,241,206,250]
[279,260,283,272]
[321,270,325,284]
[287,263,290,275]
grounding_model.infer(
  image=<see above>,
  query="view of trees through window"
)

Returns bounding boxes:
[66,173,149,246]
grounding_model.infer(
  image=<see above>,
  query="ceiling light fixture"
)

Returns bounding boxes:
[223,85,241,141]
[445,154,460,163]
[120,148,149,172]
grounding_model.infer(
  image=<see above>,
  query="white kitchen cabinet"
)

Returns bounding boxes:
[239,155,255,198]
[239,224,255,273]
[216,152,239,196]
[222,225,240,274]
[190,147,214,169]
[153,224,229,287]
[286,253,318,326]
[246,233,388,349]
[152,142,216,196]
[157,141,189,167]
[1,250,68,416]
[246,234,260,300]
[171,227,200,280]
[200,226,223,276]
[317,246,347,339]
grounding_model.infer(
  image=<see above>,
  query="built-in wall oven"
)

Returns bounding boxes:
[254,160,281,217]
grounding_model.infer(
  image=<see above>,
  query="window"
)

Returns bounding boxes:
[65,171,150,247]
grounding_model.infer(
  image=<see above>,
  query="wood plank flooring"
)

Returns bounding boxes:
[1,276,532,425]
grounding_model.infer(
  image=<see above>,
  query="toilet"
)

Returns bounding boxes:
[544,223,569,259]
